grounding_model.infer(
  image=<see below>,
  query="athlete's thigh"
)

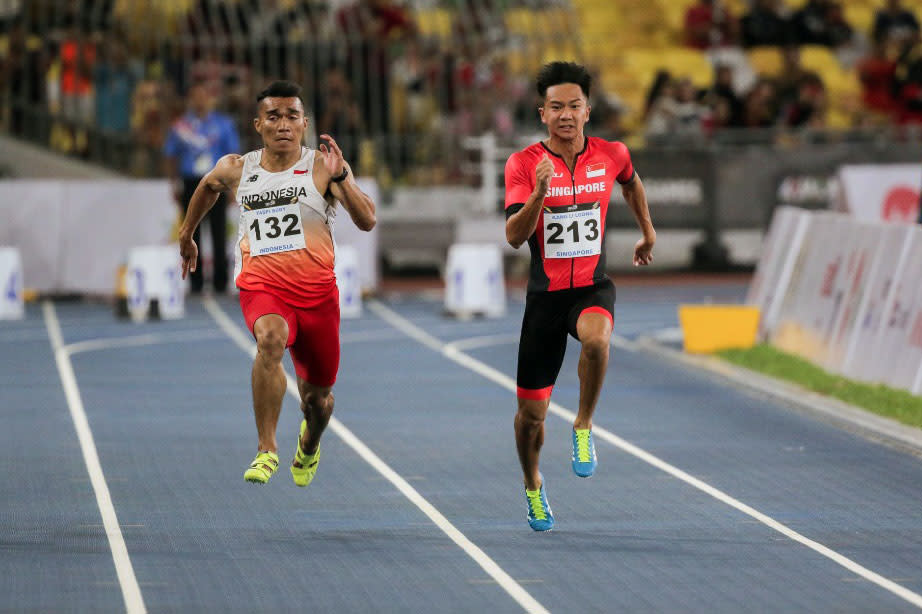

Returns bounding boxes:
[516,291,569,394]
[240,289,297,346]
[567,279,615,340]
[288,292,340,387]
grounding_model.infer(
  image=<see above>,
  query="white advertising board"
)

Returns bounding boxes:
[837,164,922,223]
[877,232,922,391]
[0,180,175,294]
[824,222,885,373]
[754,209,922,395]
[746,206,810,338]
[0,182,67,290]
[840,224,914,381]
[771,212,851,363]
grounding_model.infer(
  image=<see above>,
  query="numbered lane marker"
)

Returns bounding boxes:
[0,247,24,319]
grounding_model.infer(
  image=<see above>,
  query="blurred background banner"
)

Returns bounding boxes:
[837,163,922,222]
[0,179,175,293]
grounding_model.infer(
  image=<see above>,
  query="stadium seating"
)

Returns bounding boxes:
[566,0,884,135]
[416,7,453,39]
[747,47,784,77]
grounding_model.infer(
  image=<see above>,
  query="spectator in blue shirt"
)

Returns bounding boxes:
[164,83,239,293]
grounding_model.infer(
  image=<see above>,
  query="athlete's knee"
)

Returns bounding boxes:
[303,388,334,418]
[515,400,546,428]
[255,328,287,364]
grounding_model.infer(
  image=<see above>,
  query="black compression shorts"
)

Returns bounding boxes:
[516,278,615,400]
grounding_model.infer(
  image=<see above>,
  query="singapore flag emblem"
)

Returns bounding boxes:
[586,163,605,178]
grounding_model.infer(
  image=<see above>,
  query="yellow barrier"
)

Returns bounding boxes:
[678,304,761,354]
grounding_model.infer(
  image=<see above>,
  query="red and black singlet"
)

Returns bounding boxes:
[504,137,635,292]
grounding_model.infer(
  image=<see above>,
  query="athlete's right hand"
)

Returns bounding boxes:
[179,236,198,279]
[534,154,553,196]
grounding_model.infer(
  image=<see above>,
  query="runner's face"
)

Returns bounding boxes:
[255,97,307,153]
[540,83,590,141]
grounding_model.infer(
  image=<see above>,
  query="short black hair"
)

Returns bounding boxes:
[536,62,591,99]
[256,80,304,105]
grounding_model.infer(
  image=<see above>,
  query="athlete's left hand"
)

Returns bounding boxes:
[633,236,655,266]
[179,235,198,279]
[319,134,345,178]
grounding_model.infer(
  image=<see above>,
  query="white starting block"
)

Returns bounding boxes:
[0,247,24,320]
[125,245,184,322]
[444,243,506,318]
[335,244,362,318]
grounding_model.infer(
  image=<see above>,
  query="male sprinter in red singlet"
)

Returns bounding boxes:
[505,62,656,531]
[178,81,376,486]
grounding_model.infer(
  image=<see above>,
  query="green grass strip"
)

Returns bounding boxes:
[716,344,922,429]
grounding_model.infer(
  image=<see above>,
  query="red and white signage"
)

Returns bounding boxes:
[837,163,922,223]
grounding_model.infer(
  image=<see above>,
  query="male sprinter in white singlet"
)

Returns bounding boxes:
[178,81,376,486]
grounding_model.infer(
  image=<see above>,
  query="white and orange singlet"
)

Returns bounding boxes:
[234,147,337,307]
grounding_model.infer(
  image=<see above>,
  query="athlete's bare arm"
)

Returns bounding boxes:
[316,134,376,231]
[179,154,244,279]
[327,160,376,231]
[506,153,553,248]
[621,175,656,266]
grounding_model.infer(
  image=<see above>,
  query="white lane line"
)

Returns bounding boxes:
[647,327,684,344]
[202,297,550,614]
[42,302,147,614]
[611,333,639,352]
[63,330,225,356]
[444,334,520,352]
[368,299,922,611]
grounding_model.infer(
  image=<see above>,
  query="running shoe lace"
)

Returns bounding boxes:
[576,430,592,463]
[527,490,547,520]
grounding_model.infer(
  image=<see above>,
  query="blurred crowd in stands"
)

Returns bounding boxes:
[0,0,550,183]
[1,0,921,184]
[650,0,922,141]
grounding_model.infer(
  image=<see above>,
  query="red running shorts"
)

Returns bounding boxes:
[239,287,340,387]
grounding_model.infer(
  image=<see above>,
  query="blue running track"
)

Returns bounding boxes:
[1,278,921,613]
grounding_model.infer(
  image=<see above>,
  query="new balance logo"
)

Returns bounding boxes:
[246,174,259,182]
